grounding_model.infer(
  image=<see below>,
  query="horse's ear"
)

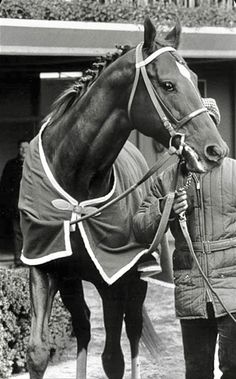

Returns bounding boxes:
[143,17,156,50]
[165,19,181,49]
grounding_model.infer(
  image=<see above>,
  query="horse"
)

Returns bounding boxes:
[19,17,228,379]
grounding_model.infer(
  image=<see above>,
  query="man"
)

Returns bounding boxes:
[133,101,236,379]
[0,139,29,267]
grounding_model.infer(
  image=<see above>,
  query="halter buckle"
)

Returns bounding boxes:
[163,118,176,137]
[163,119,171,128]
[169,133,185,156]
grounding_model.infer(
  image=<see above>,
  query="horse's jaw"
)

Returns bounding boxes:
[181,144,206,173]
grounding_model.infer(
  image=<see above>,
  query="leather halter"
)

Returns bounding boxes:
[128,43,207,143]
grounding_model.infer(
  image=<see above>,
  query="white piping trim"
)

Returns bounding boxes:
[39,122,118,209]
[141,277,175,288]
[37,124,136,281]
[136,46,176,68]
[21,220,73,265]
[78,222,149,285]
[76,164,149,284]
[39,123,78,206]
[64,219,73,251]
[32,124,147,282]
[79,166,117,208]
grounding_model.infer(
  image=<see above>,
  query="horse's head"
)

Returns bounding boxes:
[129,17,228,172]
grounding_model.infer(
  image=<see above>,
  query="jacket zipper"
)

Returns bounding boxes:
[192,174,214,308]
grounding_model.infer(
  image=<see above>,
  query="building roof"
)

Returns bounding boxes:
[180,26,236,59]
[0,18,236,59]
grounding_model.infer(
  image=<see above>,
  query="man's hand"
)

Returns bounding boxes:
[172,189,188,216]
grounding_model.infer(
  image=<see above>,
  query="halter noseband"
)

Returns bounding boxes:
[128,43,207,154]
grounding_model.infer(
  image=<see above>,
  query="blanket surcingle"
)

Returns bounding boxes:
[19,126,151,284]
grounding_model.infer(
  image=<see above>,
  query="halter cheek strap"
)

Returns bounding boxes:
[128,43,176,130]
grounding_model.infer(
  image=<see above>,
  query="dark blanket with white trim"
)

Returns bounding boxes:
[19,131,152,284]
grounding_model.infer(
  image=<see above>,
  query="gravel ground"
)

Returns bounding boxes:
[11,280,221,379]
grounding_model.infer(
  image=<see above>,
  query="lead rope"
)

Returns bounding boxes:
[144,192,175,255]
[143,166,192,255]
[179,209,236,324]
[138,165,191,280]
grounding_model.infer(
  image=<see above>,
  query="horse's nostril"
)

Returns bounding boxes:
[207,146,219,157]
[205,145,223,162]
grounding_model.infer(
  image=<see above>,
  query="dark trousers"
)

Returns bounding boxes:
[180,303,236,379]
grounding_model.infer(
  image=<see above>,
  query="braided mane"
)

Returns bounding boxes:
[46,45,131,127]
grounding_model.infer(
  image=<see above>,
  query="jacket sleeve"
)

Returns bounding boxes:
[133,174,169,245]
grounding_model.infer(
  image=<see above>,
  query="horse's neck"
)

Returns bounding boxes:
[43,59,133,201]
[68,108,131,200]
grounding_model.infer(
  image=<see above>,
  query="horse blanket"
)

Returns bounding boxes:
[19,125,152,284]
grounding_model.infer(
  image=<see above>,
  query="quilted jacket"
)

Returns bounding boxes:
[133,157,236,319]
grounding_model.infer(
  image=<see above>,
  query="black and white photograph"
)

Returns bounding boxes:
[0,0,235,378]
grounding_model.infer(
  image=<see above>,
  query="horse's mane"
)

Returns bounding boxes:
[46,45,131,128]
[45,32,179,129]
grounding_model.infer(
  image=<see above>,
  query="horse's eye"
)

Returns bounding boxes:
[162,81,174,92]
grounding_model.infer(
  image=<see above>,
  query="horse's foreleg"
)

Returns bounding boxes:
[98,286,125,379]
[124,278,147,379]
[59,278,90,379]
[27,266,58,379]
